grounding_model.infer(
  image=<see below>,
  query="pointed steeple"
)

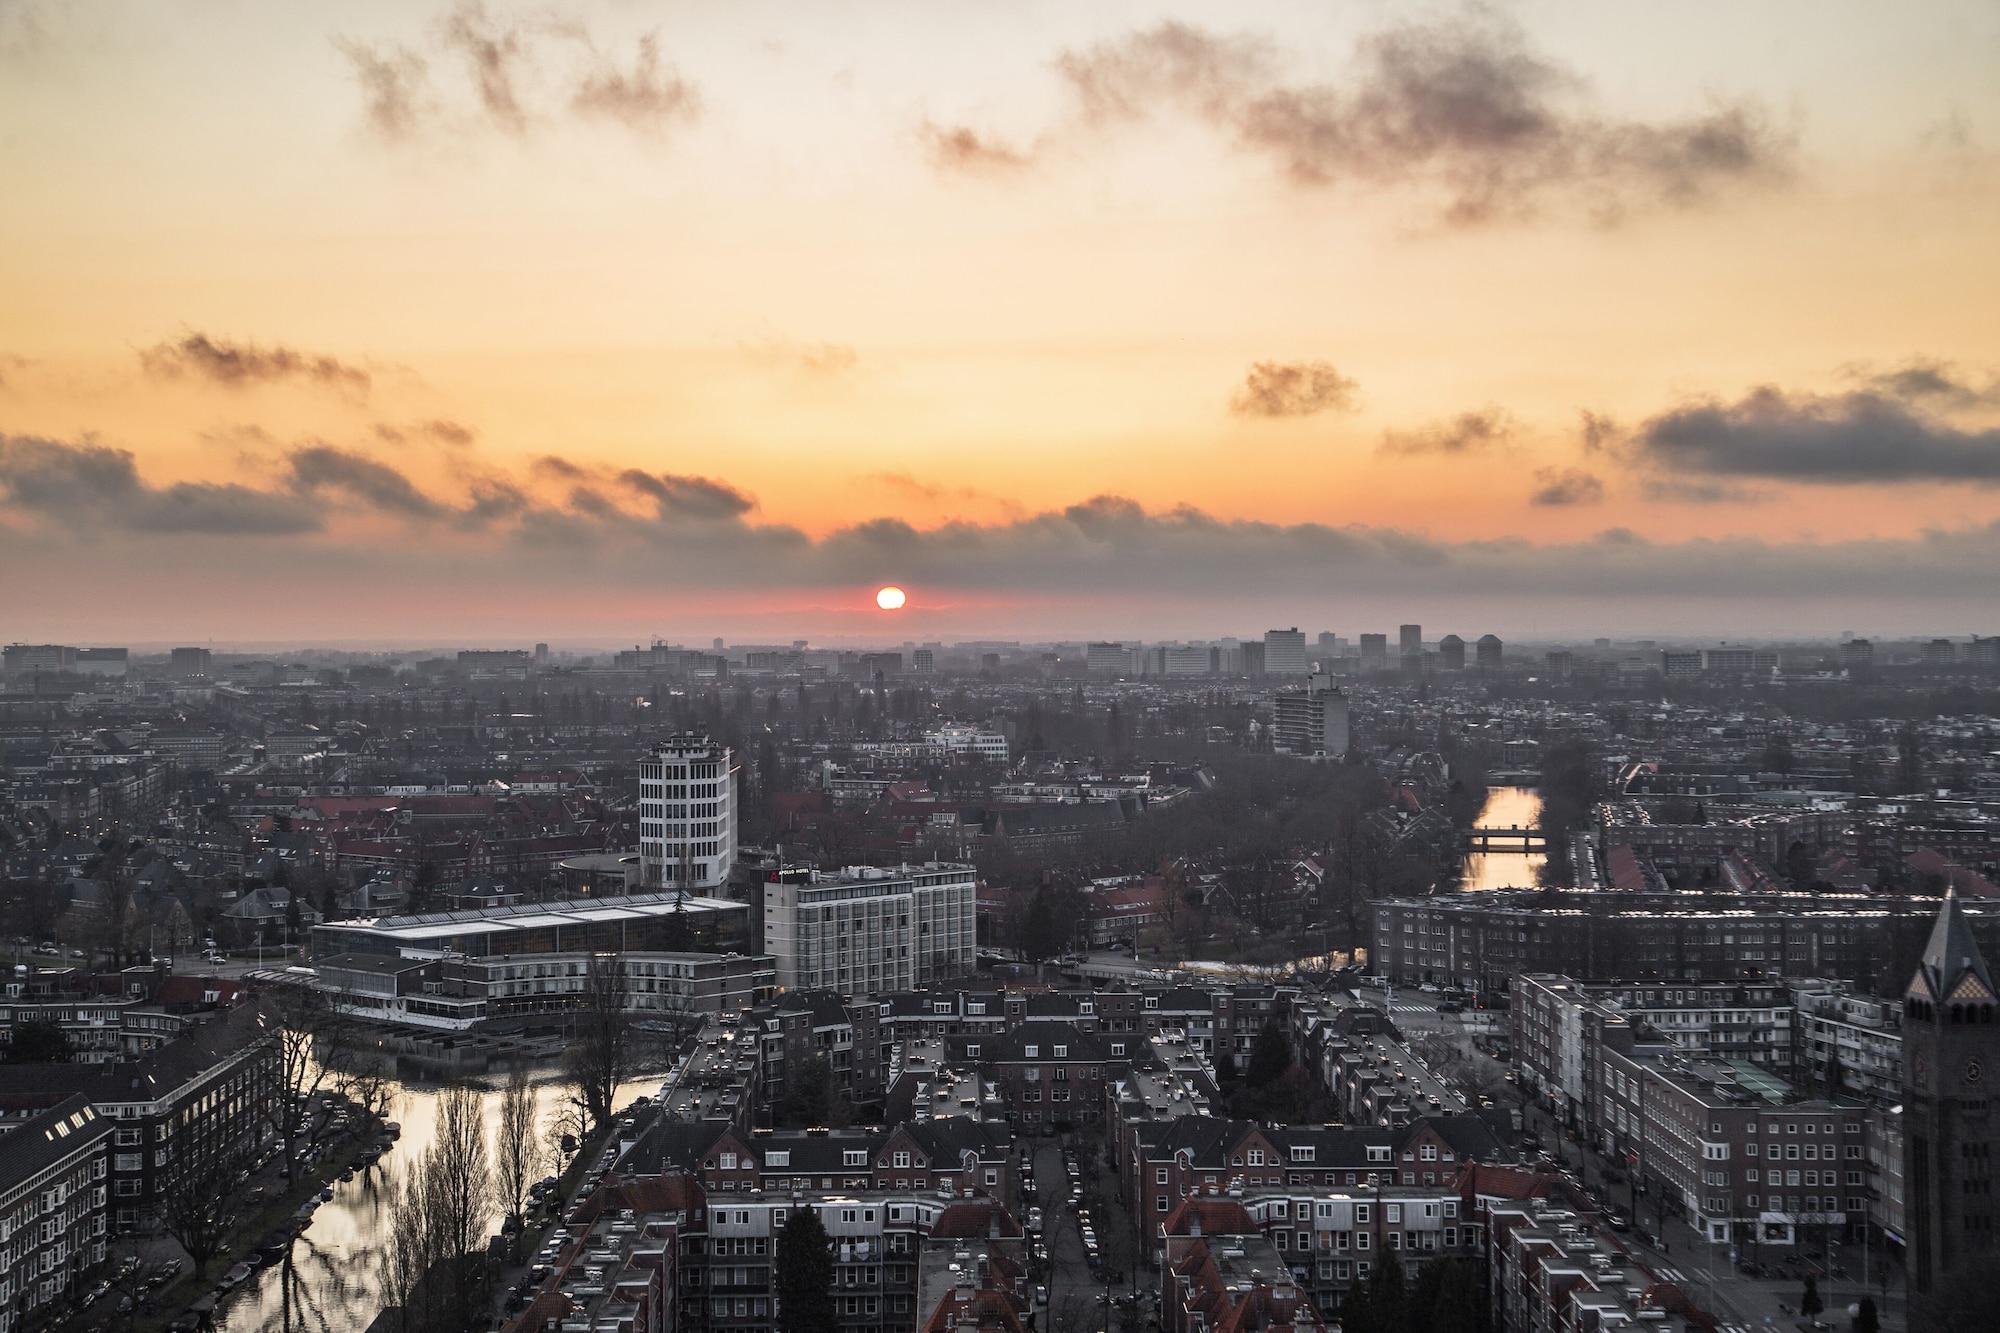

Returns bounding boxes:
[1911,888,1997,1003]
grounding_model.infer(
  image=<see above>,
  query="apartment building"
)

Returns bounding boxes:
[1160,1201,1331,1333]
[0,1096,111,1333]
[762,864,977,999]
[1486,1198,1710,1333]
[639,736,737,890]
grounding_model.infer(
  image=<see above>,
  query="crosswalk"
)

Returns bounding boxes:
[1650,1265,1687,1283]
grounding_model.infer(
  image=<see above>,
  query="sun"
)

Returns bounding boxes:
[875,585,907,610]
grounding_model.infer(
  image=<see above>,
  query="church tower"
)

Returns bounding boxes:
[1902,889,2000,1293]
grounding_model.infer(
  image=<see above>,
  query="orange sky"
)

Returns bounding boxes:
[2,1,1999,640]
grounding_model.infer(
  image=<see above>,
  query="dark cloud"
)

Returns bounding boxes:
[332,37,431,141]
[140,333,371,396]
[917,121,1032,172]
[532,454,589,481]
[1528,467,1604,506]
[1841,357,2000,411]
[1578,410,1621,455]
[1381,408,1513,455]
[0,435,322,535]
[1637,386,2000,485]
[285,445,447,517]
[8,436,2000,622]
[1229,360,1359,418]
[616,469,756,521]
[572,32,698,134]
[933,14,1790,223]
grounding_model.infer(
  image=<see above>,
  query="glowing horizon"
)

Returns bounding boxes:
[3,2,1999,640]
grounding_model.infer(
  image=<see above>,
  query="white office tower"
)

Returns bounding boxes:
[1263,627,1309,675]
[763,863,976,998]
[638,736,737,890]
[1085,641,1132,675]
[1272,671,1351,758]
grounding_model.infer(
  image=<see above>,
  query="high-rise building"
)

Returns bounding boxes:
[1544,650,1573,678]
[1475,634,1504,672]
[1399,623,1423,660]
[1437,634,1466,671]
[1,643,77,674]
[1903,891,2000,1294]
[1236,641,1266,676]
[1315,631,1338,663]
[1842,638,1875,673]
[1262,627,1308,675]
[1272,671,1350,759]
[911,648,936,674]
[1922,638,1956,667]
[1085,641,1131,676]
[169,646,212,677]
[75,647,129,677]
[638,736,737,890]
[762,863,976,998]
[1358,634,1388,672]
[534,641,549,665]
[1159,644,1215,676]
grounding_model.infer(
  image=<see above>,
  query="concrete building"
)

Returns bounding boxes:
[762,864,977,999]
[1263,628,1309,676]
[1158,644,1216,677]
[1358,634,1388,673]
[1,644,76,675]
[168,646,213,677]
[0,1096,112,1332]
[1437,634,1466,671]
[1399,624,1422,661]
[1272,671,1351,759]
[1085,641,1131,676]
[925,724,1009,763]
[74,648,128,677]
[311,890,752,960]
[639,736,737,890]
[1475,634,1504,672]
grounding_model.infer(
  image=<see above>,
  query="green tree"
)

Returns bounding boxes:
[4,1019,74,1063]
[781,1053,844,1129]
[777,1209,837,1333]
[1245,1022,1292,1088]
[1344,1253,1408,1333]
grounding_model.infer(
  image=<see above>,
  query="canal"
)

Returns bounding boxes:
[1461,784,1545,890]
[217,1063,652,1333]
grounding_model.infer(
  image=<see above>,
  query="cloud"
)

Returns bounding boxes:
[440,0,529,134]
[1229,360,1359,418]
[374,418,477,447]
[572,32,698,134]
[931,13,1790,223]
[917,120,1032,172]
[0,434,322,535]
[1528,467,1604,506]
[0,352,28,389]
[1381,408,1513,455]
[614,469,755,521]
[139,333,371,396]
[1636,386,2000,484]
[338,6,702,144]
[1841,357,2000,411]
[1578,410,1621,455]
[332,37,431,141]
[8,437,2000,629]
[285,444,447,517]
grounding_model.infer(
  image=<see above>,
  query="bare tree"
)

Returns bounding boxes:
[381,1162,439,1333]
[428,1085,493,1328]
[563,952,630,1139]
[492,1063,542,1226]
[157,1141,254,1278]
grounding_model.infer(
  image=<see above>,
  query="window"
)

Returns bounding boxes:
[720,1152,737,1171]
[1023,1046,1038,1058]
[1054,1045,1068,1058]
[966,1044,980,1058]
[767,1151,790,1167]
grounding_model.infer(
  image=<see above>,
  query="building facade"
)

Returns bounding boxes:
[762,864,978,999]
[639,736,738,891]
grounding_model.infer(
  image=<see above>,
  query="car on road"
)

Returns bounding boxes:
[1027,1207,1043,1231]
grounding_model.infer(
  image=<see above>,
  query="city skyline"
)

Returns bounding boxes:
[3,1,1999,639]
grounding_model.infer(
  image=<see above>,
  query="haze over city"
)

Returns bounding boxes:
[4,0,2000,641]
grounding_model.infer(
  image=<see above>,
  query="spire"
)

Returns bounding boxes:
[1912,888,1997,1002]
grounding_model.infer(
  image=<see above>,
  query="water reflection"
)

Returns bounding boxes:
[1461,785,1545,891]
[217,1065,645,1333]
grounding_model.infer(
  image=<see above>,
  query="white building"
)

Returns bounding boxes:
[1159,644,1215,676]
[763,863,977,998]
[1085,641,1132,676]
[1263,627,1308,675]
[1272,671,1350,758]
[639,736,737,890]
[924,724,1009,763]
